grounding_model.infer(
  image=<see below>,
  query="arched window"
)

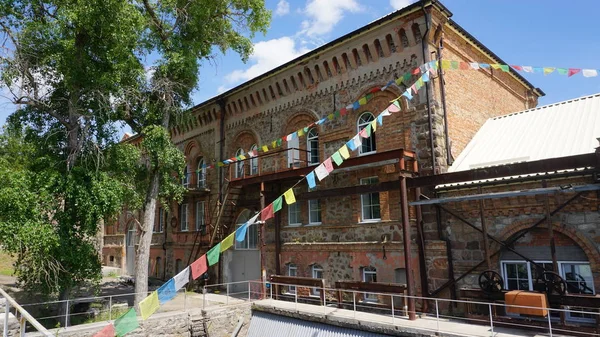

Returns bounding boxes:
[175,259,183,274]
[197,158,206,188]
[290,76,298,91]
[181,165,190,187]
[412,23,422,44]
[250,144,259,176]
[155,257,162,278]
[287,263,297,294]
[342,53,351,69]
[386,34,396,53]
[362,266,378,301]
[314,65,323,81]
[311,264,324,296]
[235,148,245,178]
[374,39,384,57]
[399,29,409,48]
[304,67,314,84]
[352,48,361,67]
[362,44,373,63]
[358,112,376,154]
[323,61,332,78]
[332,57,341,74]
[307,128,319,165]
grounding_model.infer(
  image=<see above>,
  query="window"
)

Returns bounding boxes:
[412,23,422,44]
[288,202,301,226]
[234,210,258,250]
[395,268,407,284]
[362,44,373,62]
[196,201,205,233]
[175,259,183,274]
[374,39,384,58]
[386,34,396,53]
[181,165,190,187]
[342,53,351,69]
[155,257,162,278]
[562,263,595,321]
[154,208,164,233]
[235,148,245,178]
[323,61,332,78]
[307,128,319,165]
[197,158,206,188]
[362,266,378,302]
[179,203,189,231]
[352,48,361,67]
[399,29,409,48]
[250,144,259,176]
[308,199,321,224]
[311,265,323,296]
[358,112,376,154]
[287,264,297,294]
[502,261,530,290]
[332,57,341,74]
[360,177,381,221]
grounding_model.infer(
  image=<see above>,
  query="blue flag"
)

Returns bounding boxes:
[235,222,249,242]
[346,139,357,151]
[377,114,384,126]
[306,171,316,189]
[157,278,177,304]
[353,101,360,110]
[422,72,430,82]
[402,90,413,100]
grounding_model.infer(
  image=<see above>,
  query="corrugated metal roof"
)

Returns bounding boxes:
[449,93,600,173]
[247,311,393,337]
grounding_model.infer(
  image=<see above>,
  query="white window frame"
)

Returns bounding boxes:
[287,136,300,168]
[234,223,258,250]
[249,144,259,176]
[357,112,376,155]
[311,265,323,297]
[235,148,245,179]
[288,202,302,226]
[195,201,205,232]
[182,165,190,187]
[362,266,378,302]
[179,203,189,231]
[360,177,381,222]
[308,199,321,225]
[287,264,297,294]
[307,128,319,165]
[197,158,206,188]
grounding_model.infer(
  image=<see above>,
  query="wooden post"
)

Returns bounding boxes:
[478,186,492,270]
[400,175,416,320]
[260,182,267,297]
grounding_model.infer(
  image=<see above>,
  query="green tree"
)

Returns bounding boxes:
[1,0,271,307]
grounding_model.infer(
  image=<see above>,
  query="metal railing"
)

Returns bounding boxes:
[0,287,54,337]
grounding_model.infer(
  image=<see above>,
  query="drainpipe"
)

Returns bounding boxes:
[421,3,436,175]
[217,99,227,285]
[437,35,452,166]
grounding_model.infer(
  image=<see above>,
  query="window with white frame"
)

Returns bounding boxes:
[234,223,258,250]
[250,144,259,175]
[307,128,319,165]
[197,158,206,188]
[287,136,300,168]
[288,202,301,226]
[501,260,595,321]
[358,112,376,154]
[154,208,164,233]
[182,165,190,187]
[360,177,381,221]
[287,263,297,294]
[311,264,323,296]
[235,148,245,178]
[308,199,321,224]
[362,266,378,302]
[195,201,205,232]
[179,203,189,231]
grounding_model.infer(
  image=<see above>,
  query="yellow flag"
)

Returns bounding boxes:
[543,67,555,75]
[283,188,296,205]
[139,291,159,320]
[370,119,377,132]
[262,145,269,152]
[221,233,234,252]
[298,128,305,137]
[339,145,350,159]
[490,64,501,70]
[441,60,451,69]
[358,97,368,105]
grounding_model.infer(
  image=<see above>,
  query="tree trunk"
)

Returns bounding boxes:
[134,170,160,307]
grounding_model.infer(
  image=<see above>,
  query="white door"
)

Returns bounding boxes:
[287,137,300,168]
[126,226,136,276]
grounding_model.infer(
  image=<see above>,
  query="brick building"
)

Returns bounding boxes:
[101,0,554,304]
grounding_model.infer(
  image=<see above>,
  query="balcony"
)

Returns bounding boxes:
[182,172,210,195]
[227,148,418,187]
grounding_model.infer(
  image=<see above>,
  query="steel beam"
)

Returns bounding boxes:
[400,176,416,320]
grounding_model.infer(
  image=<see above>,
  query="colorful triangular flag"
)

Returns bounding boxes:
[339,145,350,159]
[139,291,159,320]
[190,255,208,280]
[114,308,139,337]
[284,188,296,205]
[207,243,220,266]
[220,233,234,253]
[273,196,283,212]
[157,279,177,304]
[173,267,190,291]
[306,171,316,189]
[331,151,343,166]
[261,203,274,222]
[314,163,329,181]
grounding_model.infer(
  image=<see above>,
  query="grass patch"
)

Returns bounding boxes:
[0,250,15,276]
[70,306,130,325]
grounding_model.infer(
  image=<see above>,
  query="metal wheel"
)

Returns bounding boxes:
[535,271,566,295]
[479,270,504,293]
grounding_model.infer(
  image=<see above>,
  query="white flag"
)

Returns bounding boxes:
[522,66,533,73]
[582,69,598,77]
[174,267,190,291]
[469,63,479,70]
[314,163,329,181]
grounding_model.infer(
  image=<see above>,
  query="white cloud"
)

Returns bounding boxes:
[223,36,310,85]
[217,85,229,94]
[300,0,363,37]
[275,0,290,16]
[390,0,417,10]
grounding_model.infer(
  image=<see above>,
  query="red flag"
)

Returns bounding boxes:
[369,87,381,93]
[191,255,208,280]
[411,67,420,75]
[459,62,469,70]
[339,107,348,116]
[511,65,523,71]
[261,203,274,222]
[568,68,581,77]
[359,128,369,138]
[94,324,116,337]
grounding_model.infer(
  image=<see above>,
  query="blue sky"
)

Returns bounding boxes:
[2,0,600,126]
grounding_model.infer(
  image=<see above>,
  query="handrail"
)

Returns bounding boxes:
[0,287,54,337]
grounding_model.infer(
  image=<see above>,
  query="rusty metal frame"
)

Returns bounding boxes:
[430,192,583,297]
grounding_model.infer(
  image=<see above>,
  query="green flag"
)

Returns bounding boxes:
[273,196,283,213]
[114,308,139,337]
[331,151,343,166]
[207,243,221,266]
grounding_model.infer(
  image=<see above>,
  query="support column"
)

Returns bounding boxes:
[400,175,416,320]
[543,181,559,272]
[414,188,429,313]
[477,186,492,269]
[260,182,267,296]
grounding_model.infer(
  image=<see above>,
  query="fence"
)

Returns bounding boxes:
[0,287,54,337]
